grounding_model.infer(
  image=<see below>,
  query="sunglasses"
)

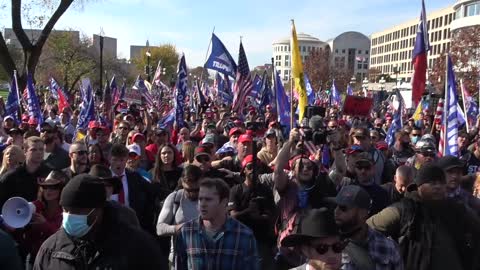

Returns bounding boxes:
[118,126,129,130]
[196,155,211,163]
[311,241,347,255]
[73,150,88,155]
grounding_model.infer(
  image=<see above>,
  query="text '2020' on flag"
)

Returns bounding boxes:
[291,20,307,121]
[204,33,237,79]
[232,41,253,114]
[411,0,430,107]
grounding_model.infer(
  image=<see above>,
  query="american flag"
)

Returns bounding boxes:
[232,42,253,114]
[133,76,154,108]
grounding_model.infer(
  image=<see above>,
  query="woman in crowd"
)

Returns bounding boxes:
[16,170,68,268]
[157,165,202,268]
[181,140,195,167]
[0,145,25,175]
[88,143,108,167]
[151,143,183,195]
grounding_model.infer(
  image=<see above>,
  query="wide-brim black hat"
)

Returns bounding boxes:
[281,208,338,247]
[89,164,122,195]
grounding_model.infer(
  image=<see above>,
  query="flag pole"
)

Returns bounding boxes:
[460,79,469,133]
[441,54,449,156]
[13,70,23,117]
[199,26,215,87]
[290,77,294,130]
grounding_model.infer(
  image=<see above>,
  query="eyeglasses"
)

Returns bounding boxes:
[73,150,88,155]
[196,155,210,163]
[311,241,347,255]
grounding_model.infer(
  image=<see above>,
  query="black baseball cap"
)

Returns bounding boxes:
[332,185,371,210]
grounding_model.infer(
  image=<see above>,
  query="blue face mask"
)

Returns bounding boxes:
[411,136,419,144]
[62,209,96,238]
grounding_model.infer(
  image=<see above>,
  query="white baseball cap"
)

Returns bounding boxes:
[127,144,141,156]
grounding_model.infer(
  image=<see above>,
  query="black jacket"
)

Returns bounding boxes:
[0,163,51,206]
[125,170,156,234]
[44,145,70,170]
[33,202,167,270]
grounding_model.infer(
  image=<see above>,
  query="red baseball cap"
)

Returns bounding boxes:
[241,154,258,169]
[229,127,242,136]
[132,133,145,143]
[376,141,389,151]
[88,120,100,129]
[238,134,253,144]
[194,146,210,158]
[28,117,38,125]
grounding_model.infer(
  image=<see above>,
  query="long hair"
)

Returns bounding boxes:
[182,141,196,164]
[88,143,108,167]
[152,143,179,184]
[0,145,25,175]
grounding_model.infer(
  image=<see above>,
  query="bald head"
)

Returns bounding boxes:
[394,165,414,194]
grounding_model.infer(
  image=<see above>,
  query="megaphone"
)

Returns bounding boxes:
[1,197,36,228]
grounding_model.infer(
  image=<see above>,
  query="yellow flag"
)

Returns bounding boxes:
[291,20,307,121]
[412,100,423,121]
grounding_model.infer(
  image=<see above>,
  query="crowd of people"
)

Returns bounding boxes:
[0,97,480,270]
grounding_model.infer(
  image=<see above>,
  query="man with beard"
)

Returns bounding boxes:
[438,156,480,214]
[405,139,437,171]
[258,132,337,269]
[62,142,89,180]
[42,124,70,170]
[391,131,415,166]
[333,185,403,270]
[367,164,480,270]
[229,155,276,269]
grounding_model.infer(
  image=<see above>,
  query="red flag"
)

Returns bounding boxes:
[411,0,430,107]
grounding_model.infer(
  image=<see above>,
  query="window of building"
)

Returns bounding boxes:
[342,49,346,54]
[302,46,306,52]
[366,50,369,55]
[358,50,362,54]
[466,3,480,16]
[335,49,339,54]
[285,55,289,60]
[358,63,362,69]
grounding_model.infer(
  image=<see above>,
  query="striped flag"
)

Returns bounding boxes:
[232,41,253,114]
[133,76,154,108]
[440,55,459,157]
[385,90,404,146]
[50,77,69,113]
[331,79,342,107]
[26,73,43,129]
[411,0,431,107]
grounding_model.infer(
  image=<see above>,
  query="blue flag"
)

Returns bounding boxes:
[175,54,188,128]
[77,78,95,131]
[215,72,233,104]
[443,55,459,156]
[26,73,43,128]
[158,109,175,129]
[275,69,290,135]
[204,33,237,78]
[304,74,315,105]
[347,84,353,96]
[80,78,92,111]
[385,90,403,146]
[331,79,342,107]
[119,80,126,100]
[260,72,273,110]
[249,74,263,103]
[5,72,20,123]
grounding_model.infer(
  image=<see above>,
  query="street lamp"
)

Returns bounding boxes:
[145,40,151,82]
[379,76,386,91]
[98,28,105,100]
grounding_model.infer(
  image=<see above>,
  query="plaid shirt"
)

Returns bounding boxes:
[342,228,403,270]
[175,217,259,270]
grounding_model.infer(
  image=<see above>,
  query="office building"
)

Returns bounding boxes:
[451,0,480,31]
[93,34,117,59]
[369,6,455,82]
[3,28,80,48]
[272,33,327,82]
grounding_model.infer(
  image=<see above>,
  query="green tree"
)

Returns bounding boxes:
[0,0,89,89]
[36,31,95,95]
[132,44,179,85]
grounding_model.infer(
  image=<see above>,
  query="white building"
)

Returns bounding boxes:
[327,31,371,80]
[272,33,327,82]
[451,0,480,30]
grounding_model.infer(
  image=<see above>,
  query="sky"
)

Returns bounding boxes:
[1,0,453,68]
